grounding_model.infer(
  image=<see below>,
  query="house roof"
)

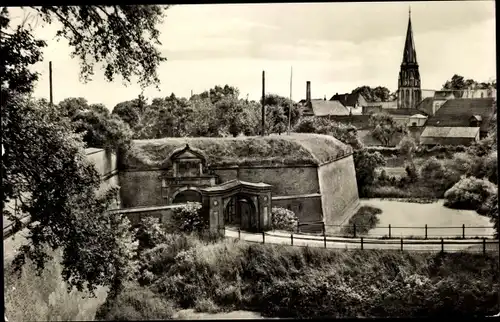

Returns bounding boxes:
[384,108,424,116]
[310,99,350,116]
[421,126,480,139]
[416,97,434,116]
[434,91,454,100]
[425,98,495,132]
[410,114,427,119]
[329,93,367,107]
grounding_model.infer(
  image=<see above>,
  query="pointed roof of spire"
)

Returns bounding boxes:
[402,8,418,65]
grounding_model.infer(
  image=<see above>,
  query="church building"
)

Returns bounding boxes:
[397,9,422,110]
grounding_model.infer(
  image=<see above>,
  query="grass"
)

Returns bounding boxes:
[98,233,500,319]
[366,185,441,199]
[341,206,382,236]
[121,133,352,169]
[4,247,109,321]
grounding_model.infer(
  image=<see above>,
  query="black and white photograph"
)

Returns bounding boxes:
[2,1,498,320]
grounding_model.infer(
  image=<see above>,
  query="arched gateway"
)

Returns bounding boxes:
[201,179,272,233]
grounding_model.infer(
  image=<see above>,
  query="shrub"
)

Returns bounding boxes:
[171,202,205,233]
[444,176,498,211]
[271,207,299,232]
[133,216,168,254]
[405,162,419,183]
[194,298,222,314]
[95,282,175,320]
[341,206,382,236]
[354,148,386,196]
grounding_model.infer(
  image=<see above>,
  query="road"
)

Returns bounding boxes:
[225,229,499,253]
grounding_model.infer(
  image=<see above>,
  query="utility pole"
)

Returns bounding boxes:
[49,61,53,106]
[261,70,266,136]
[288,66,293,135]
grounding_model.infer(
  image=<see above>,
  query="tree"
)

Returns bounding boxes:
[112,99,142,130]
[398,135,417,164]
[31,6,168,87]
[369,113,408,147]
[198,84,239,104]
[353,149,386,195]
[351,86,391,102]
[1,5,168,296]
[2,96,136,296]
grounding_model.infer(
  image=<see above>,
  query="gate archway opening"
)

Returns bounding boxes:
[172,189,202,204]
[224,194,258,232]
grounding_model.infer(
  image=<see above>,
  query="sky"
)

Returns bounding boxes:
[8,1,497,109]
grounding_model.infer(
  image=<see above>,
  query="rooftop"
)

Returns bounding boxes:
[310,99,350,116]
[425,98,495,132]
[420,126,480,139]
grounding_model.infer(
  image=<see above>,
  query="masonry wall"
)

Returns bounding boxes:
[85,148,121,207]
[120,165,320,208]
[317,155,359,234]
[272,195,323,233]
[119,170,164,207]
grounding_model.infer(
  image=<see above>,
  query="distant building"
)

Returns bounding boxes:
[329,92,367,115]
[300,82,352,116]
[397,9,421,110]
[420,126,480,146]
[424,98,495,139]
[461,85,496,99]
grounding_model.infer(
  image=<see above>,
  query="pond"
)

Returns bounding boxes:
[359,199,495,239]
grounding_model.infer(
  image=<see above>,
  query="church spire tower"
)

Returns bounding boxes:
[397,6,421,109]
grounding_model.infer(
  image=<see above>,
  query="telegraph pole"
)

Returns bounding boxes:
[261,70,266,136]
[288,66,293,135]
[49,61,53,106]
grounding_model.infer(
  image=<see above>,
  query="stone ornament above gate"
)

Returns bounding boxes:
[166,144,208,178]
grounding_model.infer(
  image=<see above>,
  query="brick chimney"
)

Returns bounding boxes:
[306,81,311,103]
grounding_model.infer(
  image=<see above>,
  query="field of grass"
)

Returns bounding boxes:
[360,199,495,239]
[122,132,352,169]
[97,233,499,319]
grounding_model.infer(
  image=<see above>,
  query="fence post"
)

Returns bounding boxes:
[297,221,300,233]
[483,238,486,255]
[441,238,444,253]
[262,232,265,244]
[400,238,403,251]
[425,224,427,240]
[353,224,356,238]
[323,222,326,236]
[291,233,294,246]
[361,237,364,250]
[389,224,391,238]
[324,234,327,248]
[238,228,241,240]
[462,224,465,239]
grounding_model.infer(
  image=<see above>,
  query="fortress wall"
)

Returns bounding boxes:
[119,170,164,208]
[120,165,321,209]
[271,194,323,225]
[232,166,319,195]
[317,154,360,234]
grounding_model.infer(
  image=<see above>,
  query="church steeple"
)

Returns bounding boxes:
[402,7,418,65]
[397,6,421,110]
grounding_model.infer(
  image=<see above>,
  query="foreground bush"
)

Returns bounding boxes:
[271,207,298,231]
[171,202,205,233]
[95,282,175,320]
[100,233,499,318]
[341,206,382,235]
[444,176,497,211]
